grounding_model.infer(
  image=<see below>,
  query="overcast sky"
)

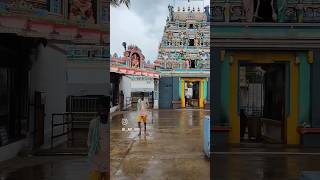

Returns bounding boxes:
[111,0,210,62]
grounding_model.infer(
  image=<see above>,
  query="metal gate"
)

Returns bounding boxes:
[240,66,264,117]
[48,96,103,152]
[159,77,173,109]
[239,66,265,140]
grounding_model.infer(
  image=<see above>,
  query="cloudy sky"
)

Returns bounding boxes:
[111,0,210,62]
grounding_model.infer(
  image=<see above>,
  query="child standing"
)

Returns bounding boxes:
[136,93,149,136]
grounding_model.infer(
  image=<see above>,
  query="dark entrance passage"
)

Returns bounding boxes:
[0,34,44,148]
[185,81,200,108]
[254,0,274,22]
[239,63,286,143]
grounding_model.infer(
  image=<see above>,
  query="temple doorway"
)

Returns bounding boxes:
[180,78,207,109]
[185,81,200,108]
[239,63,286,143]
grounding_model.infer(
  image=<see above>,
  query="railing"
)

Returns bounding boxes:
[51,113,73,149]
[67,96,99,113]
[50,112,98,149]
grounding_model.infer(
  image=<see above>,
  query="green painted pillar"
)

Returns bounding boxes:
[298,52,311,126]
[179,78,182,99]
[220,54,230,124]
[204,80,208,100]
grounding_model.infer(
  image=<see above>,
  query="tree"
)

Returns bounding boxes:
[110,0,130,7]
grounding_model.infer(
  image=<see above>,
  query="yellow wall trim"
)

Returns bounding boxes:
[227,51,299,144]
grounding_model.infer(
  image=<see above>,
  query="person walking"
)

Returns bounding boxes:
[87,97,109,180]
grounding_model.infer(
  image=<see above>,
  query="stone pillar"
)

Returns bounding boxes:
[311,49,320,127]
[211,48,221,125]
[298,52,311,126]
[181,79,185,108]
[199,79,205,108]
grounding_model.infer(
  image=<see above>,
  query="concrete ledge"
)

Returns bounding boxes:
[212,126,231,145]
[205,102,210,109]
[300,171,320,180]
[172,101,182,109]
[298,128,320,146]
[110,105,119,113]
[0,139,26,162]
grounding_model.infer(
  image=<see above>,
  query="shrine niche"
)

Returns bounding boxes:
[131,53,140,68]
[121,45,145,69]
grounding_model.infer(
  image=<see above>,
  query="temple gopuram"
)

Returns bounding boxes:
[156,5,210,109]
[211,0,320,146]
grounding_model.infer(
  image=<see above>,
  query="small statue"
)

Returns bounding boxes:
[243,0,254,22]
[168,5,174,21]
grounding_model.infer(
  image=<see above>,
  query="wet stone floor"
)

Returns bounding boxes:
[110,109,210,180]
[2,109,320,180]
[213,154,320,180]
[0,156,89,180]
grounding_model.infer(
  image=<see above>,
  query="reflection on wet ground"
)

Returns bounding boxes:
[2,109,320,180]
[213,154,320,180]
[0,156,89,180]
[110,109,210,180]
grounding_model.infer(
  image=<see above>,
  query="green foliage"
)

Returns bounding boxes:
[111,0,130,8]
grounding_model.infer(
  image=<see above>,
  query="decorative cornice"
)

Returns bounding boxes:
[0,15,108,44]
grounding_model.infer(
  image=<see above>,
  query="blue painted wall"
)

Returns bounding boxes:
[172,77,180,101]
[159,77,173,109]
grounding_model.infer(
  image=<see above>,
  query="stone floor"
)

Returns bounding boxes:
[0,109,210,180]
[213,153,320,180]
[0,156,89,180]
[110,109,210,180]
[1,109,320,180]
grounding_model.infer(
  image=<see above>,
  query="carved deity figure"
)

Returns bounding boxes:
[131,53,140,68]
[185,60,190,69]
[183,32,188,45]
[194,38,199,46]
[70,0,95,23]
[243,0,254,22]
[167,31,173,40]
